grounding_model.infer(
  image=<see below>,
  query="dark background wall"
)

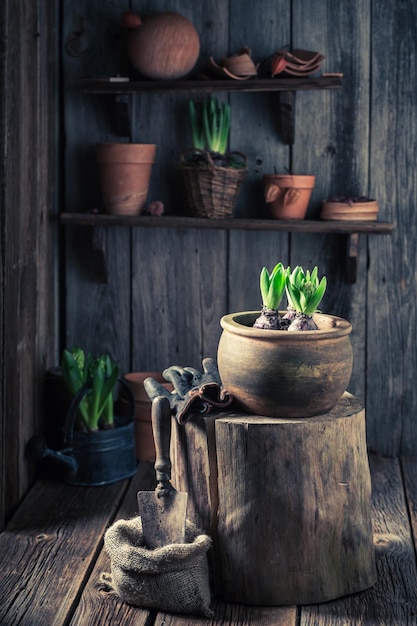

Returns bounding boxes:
[0,1,59,529]
[62,0,417,456]
[1,0,416,528]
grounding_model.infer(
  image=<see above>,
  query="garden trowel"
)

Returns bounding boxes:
[137,395,188,548]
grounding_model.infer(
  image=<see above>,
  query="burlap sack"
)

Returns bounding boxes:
[103,516,213,617]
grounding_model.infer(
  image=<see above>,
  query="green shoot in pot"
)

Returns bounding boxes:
[61,347,120,431]
[285,266,327,331]
[188,100,205,151]
[188,97,231,155]
[260,263,288,310]
[254,263,288,330]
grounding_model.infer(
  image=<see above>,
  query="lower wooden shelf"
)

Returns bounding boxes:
[59,213,394,284]
[60,212,393,233]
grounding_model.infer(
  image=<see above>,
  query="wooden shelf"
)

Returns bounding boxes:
[81,75,342,144]
[60,212,393,234]
[60,213,393,284]
[80,75,343,95]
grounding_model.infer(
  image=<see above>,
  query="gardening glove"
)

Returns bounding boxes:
[143,358,233,424]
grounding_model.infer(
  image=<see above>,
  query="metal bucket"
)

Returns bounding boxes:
[63,380,137,486]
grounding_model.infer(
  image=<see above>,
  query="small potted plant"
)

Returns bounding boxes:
[26,347,137,486]
[180,96,247,218]
[217,263,353,418]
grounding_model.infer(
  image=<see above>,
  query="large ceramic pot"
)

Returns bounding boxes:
[217,311,353,418]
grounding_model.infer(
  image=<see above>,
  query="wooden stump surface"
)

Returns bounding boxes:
[171,393,376,605]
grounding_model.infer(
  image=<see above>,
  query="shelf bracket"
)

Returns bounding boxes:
[346,233,359,284]
[277,91,296,144]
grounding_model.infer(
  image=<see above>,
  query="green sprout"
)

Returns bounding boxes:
[285,266,327,316]
[260,263,288,310]
[188,97,231,155]
[188,100,205,151]
[61,347,120,431]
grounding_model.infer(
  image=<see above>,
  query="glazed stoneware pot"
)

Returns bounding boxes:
[217,311,353,418]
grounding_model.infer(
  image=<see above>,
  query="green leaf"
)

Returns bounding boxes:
[188,100,205,150]
[260,267,270,306]
[285,266,327,314]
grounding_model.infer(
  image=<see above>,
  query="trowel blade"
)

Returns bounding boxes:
[137,490,188,549]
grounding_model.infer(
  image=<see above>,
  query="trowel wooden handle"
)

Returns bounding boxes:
[151,395,172,483]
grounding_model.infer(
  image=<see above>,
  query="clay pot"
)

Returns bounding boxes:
[96,143,156,216]
[263,174,315,219]
[126,12,200,80]
[321,198,379,221]
[124,372,173,462]
[217,311,353,418]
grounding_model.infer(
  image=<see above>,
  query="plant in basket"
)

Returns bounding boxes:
[180,96,247,219]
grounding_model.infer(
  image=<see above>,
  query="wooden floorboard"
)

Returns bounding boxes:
[300,455,417,625]
[0,476,129,626]
[68,462,156,626]
[1,455,417,625]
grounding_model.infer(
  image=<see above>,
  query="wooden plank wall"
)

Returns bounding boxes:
[62,1,417,457]
[0,0,59,529]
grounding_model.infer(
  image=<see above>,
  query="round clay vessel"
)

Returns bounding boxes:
[217,311,353,418]
[127,12,200,80]
[263,174,315,219]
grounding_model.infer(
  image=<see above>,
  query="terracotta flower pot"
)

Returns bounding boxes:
[124,372,173,462]
[263,174,315,219]
[217,311,353,418]
[321,198,379,221]
[96,143,156,216]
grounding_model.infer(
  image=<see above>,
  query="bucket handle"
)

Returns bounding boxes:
[63,378,135,448]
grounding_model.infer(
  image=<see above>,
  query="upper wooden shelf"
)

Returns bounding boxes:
[80,75,343,95]
[81,75,343,143]
[60,212,393,235]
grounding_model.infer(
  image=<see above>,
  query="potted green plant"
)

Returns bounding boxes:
[26,347,137,486]
[180,96,247,218]
[217,263,353,418]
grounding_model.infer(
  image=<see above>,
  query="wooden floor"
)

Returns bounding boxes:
[1,454,417,625]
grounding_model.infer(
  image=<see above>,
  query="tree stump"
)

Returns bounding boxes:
[171,392,376,605]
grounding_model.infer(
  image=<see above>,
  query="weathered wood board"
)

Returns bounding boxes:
[0,0,59,529]
[172,394,376,606]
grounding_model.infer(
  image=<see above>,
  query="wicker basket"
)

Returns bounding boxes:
[180,149,247,219]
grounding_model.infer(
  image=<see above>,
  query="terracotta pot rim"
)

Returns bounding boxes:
[96,143,156,164]
[220,311,352,340]
[263,174,315,189]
